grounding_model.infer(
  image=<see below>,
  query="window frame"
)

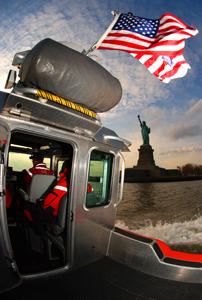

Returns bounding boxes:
[84,147,115,210]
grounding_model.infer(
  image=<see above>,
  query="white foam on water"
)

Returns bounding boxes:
[115,216,202,248]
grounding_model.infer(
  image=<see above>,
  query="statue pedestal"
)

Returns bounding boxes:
[134,145,156,169]
[125,144,181,181]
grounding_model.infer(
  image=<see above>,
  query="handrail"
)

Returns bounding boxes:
[14,86,38,95]
[114,152,125,207]
[0,163,17,271]
[13,87,98,119]
[103,135,131,148]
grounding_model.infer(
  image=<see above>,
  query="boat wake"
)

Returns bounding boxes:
[115,215,202,254]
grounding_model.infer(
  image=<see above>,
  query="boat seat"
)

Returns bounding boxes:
[19,177,67,262]
[23,194,68,262]
[46,194,68,234]
[19,174,56,203]
[27,174,56,202]
[44,194,68,262]
[18,174,56,253]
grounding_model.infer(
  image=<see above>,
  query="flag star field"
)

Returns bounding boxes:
[113,14,159,38]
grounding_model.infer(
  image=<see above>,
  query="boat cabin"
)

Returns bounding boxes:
[0,79,129,292]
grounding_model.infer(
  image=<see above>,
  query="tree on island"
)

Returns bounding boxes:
[180,164,202,176]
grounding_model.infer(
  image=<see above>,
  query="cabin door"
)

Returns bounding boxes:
[0,123,21,293]
[73,147,119,268]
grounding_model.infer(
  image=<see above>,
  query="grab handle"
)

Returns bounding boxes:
[115,152,125,207]
[103,135,131,148]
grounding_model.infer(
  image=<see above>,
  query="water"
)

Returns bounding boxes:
[116,180,202,254]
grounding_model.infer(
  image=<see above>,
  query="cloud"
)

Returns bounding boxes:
[94,52,173,120]
[99,109,122,120]
[129,98,200,140]
[0,0,105,88]
[144,106,167,120]
[158,146,202,156]
[165,122,202,141]
[184,99,202,119]
[155,99,202,141]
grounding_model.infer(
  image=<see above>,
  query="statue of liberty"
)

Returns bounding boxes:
[137,115,150,146]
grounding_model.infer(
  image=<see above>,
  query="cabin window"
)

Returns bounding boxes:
[56,157,72,179]
[9,152,51,171]
[86,150,113,208]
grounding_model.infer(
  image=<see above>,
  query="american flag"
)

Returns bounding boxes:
[96,12,199,83]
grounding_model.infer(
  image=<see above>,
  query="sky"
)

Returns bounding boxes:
[0,0,201,169]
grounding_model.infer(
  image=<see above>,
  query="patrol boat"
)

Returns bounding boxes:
[0,39,202,300]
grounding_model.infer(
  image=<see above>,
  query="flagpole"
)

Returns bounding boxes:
[84,10,120,56]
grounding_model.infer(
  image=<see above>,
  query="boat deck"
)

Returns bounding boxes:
[1,256,202,300]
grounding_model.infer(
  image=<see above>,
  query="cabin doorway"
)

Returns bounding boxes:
[5,130,74,274]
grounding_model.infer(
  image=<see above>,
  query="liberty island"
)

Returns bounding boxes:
[124,115,183,182]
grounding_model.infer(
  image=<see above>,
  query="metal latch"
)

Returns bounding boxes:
[70,210,74,222]
[0,190,6,197]
[9,108,31,120]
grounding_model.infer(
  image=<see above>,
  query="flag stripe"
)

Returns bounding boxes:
[160,63,187,82]
[104,34,151,44]
[159,13,188,28]
[98,46,184,58]
[106,31,192,44]
[98,41,185,56]
[108,30,155,42]
[101,39,150,50]
[104,36,185,48]
[105,30,195,50]
[140,54,190,83]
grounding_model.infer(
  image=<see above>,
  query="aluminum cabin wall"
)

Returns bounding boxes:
[0,116,121,271]
[108,229,202,283]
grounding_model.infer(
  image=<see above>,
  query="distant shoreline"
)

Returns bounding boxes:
[124,176,202,183]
